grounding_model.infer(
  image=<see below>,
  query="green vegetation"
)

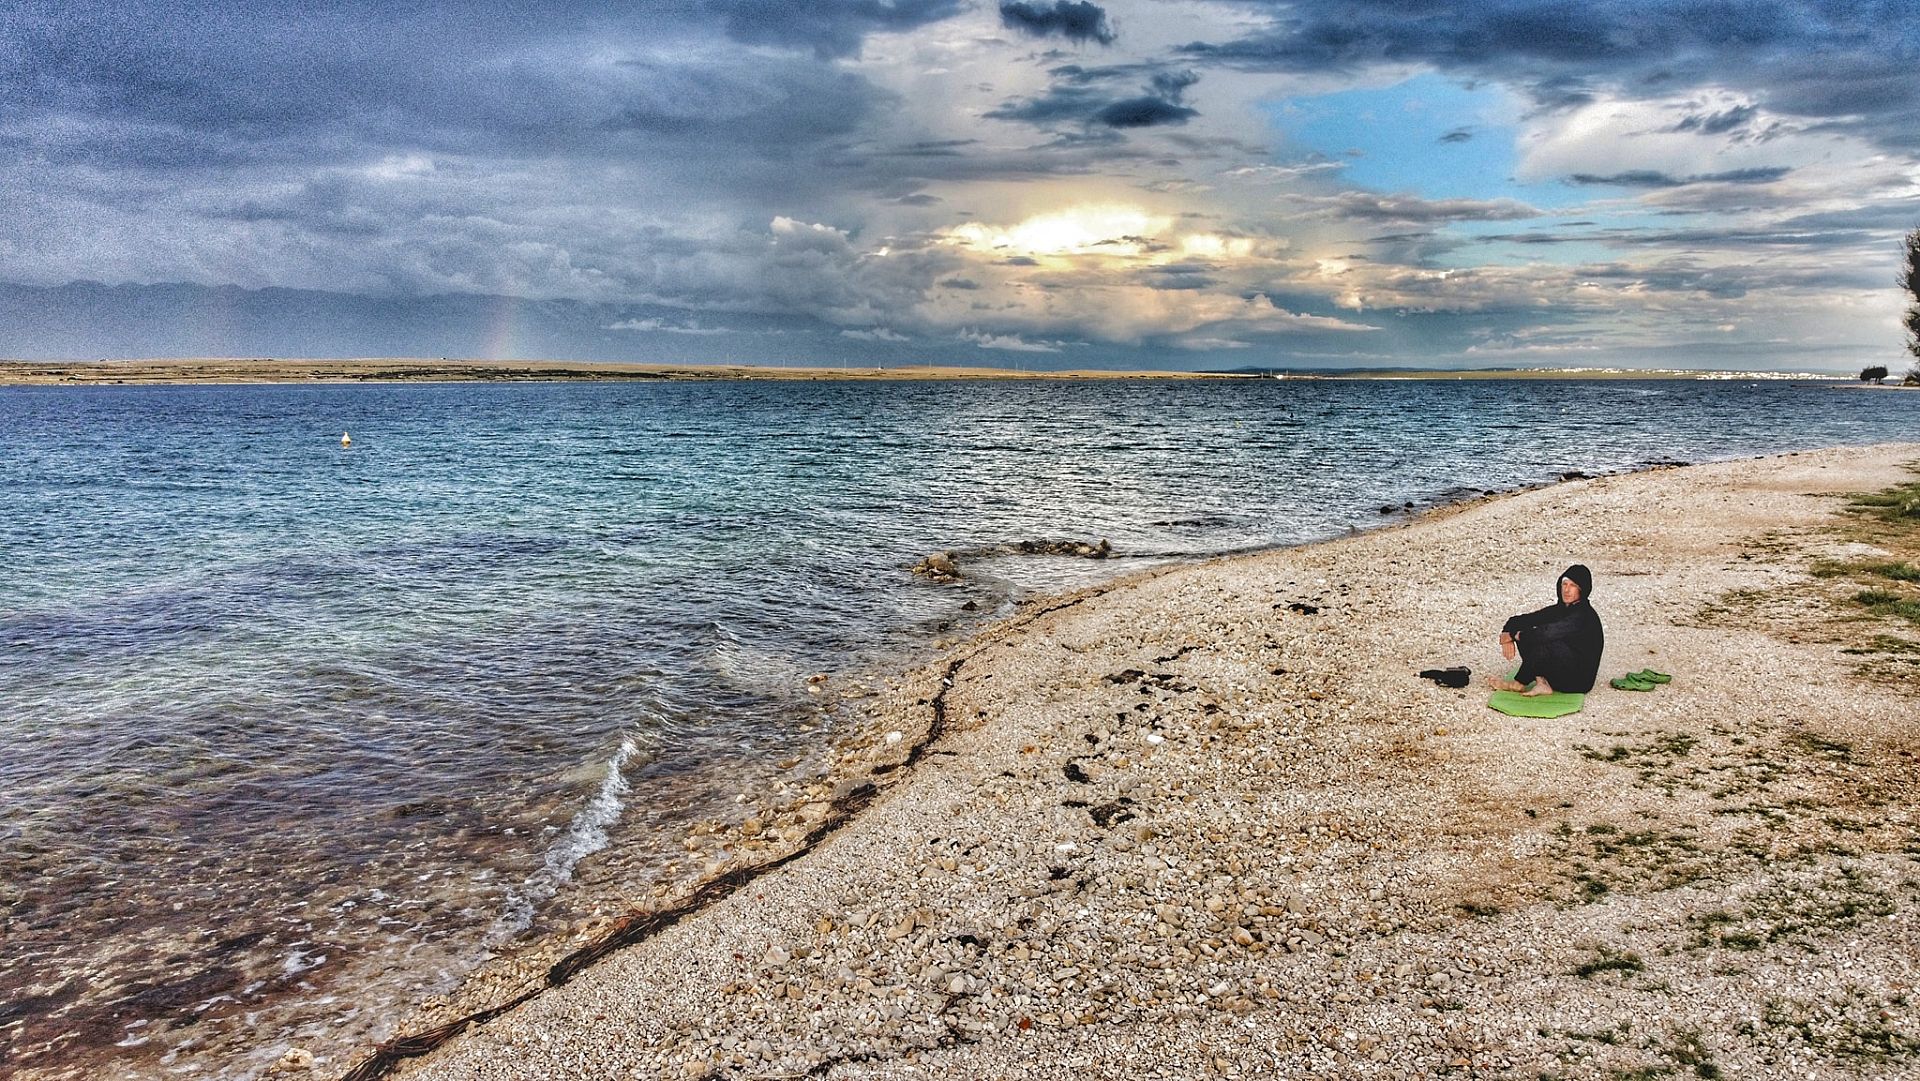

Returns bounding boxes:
[1812,559,1920,581]
[1686,865,1895,952]
[1749,993,1920,1062]
[1574,947,1646,979]
[1810,468,1920,666]
[1854,589,1920,624]
[1846,477,1920,521]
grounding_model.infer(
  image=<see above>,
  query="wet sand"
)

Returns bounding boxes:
[330,442,1920,1081]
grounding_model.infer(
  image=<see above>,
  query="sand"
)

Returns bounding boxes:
[336,444,1920,1081]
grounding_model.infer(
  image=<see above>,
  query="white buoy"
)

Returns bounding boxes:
[341,431,351,447]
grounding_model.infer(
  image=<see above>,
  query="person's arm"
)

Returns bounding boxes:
[1502,602,1559,638]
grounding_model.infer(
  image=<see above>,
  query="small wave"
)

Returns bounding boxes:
[488,738,639,946]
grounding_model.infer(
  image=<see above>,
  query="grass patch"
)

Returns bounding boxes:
[1751,994,1920,1062]
[1869,634,1920,653]
[1575,732,1704,791]
[1853,588,1920,624]
[1785,731,1855,763]
[1814,559,1920,582]
[1686,865,1895,951]
[1846,479,1920,521]
[1789,466,1920,664]
[1574,947,1646,979]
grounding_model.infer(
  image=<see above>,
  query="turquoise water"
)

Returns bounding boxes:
[1,377,1913,1077]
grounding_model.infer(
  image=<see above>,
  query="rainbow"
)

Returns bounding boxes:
[481,292,524,360]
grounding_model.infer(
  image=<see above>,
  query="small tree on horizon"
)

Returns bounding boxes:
[1862,365,1889,383]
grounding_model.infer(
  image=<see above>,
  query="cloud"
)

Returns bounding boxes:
[1288,192,1542,224]
[1091,96,1198,128]
[704,0,968,59]
[986,64,1200,131]
[1168,336,1251,350]
[1567,167,1792,188]
[607,317,729,334]
[1669,103,1758,136]
[997,1,1116,46]
[1221,161,1345,181]
[1173,0,1920,154]
[0,0,1910,373]
[960,328,1063,351]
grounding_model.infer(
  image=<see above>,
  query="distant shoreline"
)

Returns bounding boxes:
[0,359,1238,386]
[0,358,1859,386]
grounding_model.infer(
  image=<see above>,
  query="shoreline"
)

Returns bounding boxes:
[318,457,1684,1079]
[330,443,1920,1081]
[0,359,1240,385]
[0,358,1863,386]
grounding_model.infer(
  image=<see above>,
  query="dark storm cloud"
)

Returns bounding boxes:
[0,0,1020,339]
[0,0,1005,182]
[1091,97,1197,128]
[1566,167,1791,187]
[0,2,914,176]
[998,1,1116,46]
[1175,0,1920,151]
[1439,128,1473,143]
[1478,224,1886,262]
[1139,263,1218,290]
[1571,257,1888,295]
[707,0,968,58]
[1670,103,1757,135]
[987,65,1199,130]
[985,86,1111,124]
[1295,192,1541,224]
[1774,200,1920,234]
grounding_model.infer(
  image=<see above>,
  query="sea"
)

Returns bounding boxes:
[1,376,1913,1078]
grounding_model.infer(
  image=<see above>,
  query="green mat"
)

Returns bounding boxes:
[1487,690,1586,718]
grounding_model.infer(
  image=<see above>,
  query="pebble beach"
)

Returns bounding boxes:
[331,444,1918,1079]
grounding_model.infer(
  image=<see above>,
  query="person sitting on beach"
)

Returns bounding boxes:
[1488,564,1604,696]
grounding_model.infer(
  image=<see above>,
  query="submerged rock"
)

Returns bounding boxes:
[1014,538,1112,559]
[913,552,961,581]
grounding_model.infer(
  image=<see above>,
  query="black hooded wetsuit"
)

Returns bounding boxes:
[1501,564,1604,694]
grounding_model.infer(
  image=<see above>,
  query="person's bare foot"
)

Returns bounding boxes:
[1521,677,1555,697]
[1486,675,1525,691]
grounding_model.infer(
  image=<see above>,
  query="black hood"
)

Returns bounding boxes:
[1561,564,1593,604]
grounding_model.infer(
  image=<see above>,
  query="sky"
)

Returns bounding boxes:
[3,0,1917,370]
